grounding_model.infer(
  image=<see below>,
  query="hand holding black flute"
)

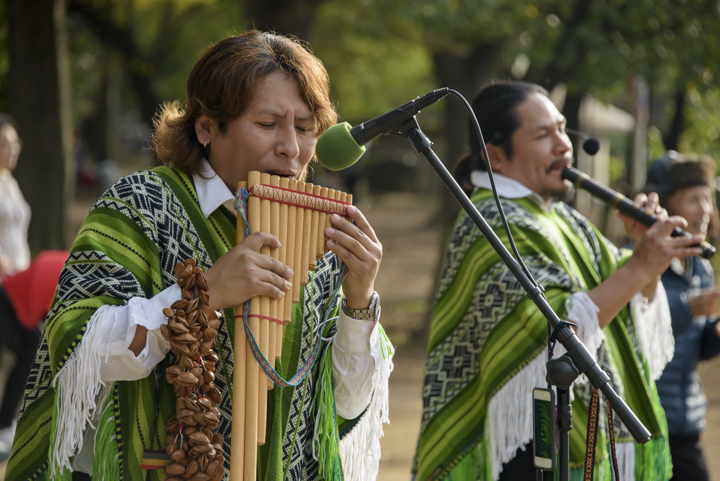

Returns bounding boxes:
[561,166,715,259]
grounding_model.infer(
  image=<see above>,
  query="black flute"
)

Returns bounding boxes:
[562,166,716,259]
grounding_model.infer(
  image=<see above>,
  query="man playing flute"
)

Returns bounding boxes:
[412,81,702,481]
[6,30,393,481]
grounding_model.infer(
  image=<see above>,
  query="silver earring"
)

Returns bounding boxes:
[203,140,207,149]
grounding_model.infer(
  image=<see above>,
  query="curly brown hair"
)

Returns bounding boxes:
[151,30,337,177]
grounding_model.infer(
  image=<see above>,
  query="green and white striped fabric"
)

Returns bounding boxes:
[5,166,388,481]
[412,189,671,481]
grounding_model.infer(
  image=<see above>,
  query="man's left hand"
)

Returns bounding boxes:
[325,206,382,309]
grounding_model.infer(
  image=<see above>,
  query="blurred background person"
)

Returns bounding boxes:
[0,114,30,279]
[0,113,31,460]
[645,155,720,481]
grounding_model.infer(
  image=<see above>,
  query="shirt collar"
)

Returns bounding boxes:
[193,160,236,219]
[470,170,549,209]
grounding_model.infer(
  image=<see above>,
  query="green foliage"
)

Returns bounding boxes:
[679,85,720,160]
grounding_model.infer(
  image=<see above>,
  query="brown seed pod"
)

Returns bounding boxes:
[171,448,186,462]
[174,262,186,277]
[187,298,200,312]
[189,472,211,481]
[205,352,219,363]
[205,459,223,481]
[166,477,184,481]
[171,299,189,310]
[160,324,172,342]
[165,365,183,384]
[166,434,177,446]
[199,291,211,307]
[207,318,220,330]
[176,371,199,387]
[166,462,186,476]
[175,309,187,320]
[186,460,199,477]
[166,442,177,456]
[212,433,223,449]
[181,264,194,278]
[198,397,214,411]
[184,425,198,435]
[162,308,176,318]
[168,318,190,335]
[202,360,216,372]
[186,274,197,290]
[202,371,215,384]
[182,289,192,300]
[193,266,203,277]
[174,332,197,344]
[196,310,209,328]
[165,416,179,433]
[202,411,219,430]
[190,367,203,379]
[189,431,210,446]
[197,453,209,471]
[202,328,218,340]
[171,341,191,356]
[187,309,199,325]
[207,385,222,404]
[178,409,198,426]
[180,356,195,369]
[198,340,213,357]
[197,274,208,291]
[184,258,197,268]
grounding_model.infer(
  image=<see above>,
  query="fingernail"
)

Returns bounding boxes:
[326,239,334,248]
[279,291,286,298]
[326,227,336,235]
[286,267,294,276]
[331,214,341,222]
[284,281,291,290]
[347,205,357,214]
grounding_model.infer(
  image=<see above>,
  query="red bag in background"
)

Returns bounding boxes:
[2,250,68,330]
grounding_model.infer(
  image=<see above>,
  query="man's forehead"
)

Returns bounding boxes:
[518,95,565,130]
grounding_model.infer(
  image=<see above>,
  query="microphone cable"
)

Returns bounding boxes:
[447,89,542,291]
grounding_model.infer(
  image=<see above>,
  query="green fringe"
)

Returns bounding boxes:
[634,436,672,481]
[313,343,343,481]
[92,389,121,481]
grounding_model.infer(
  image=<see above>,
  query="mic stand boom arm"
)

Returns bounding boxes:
[393,117,651,470]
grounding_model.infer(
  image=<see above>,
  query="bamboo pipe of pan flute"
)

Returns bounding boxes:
[301,183,314,282]
[277,177,290,353]
[287,179,300,317]
[257,173,271,443]
[230,181,248,481]
[244,172,261,478]
[266,175,280,389]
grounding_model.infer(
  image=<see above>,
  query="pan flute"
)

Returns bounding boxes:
[231,171,352,480]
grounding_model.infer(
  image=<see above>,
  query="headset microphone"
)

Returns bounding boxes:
[565,128,601,156]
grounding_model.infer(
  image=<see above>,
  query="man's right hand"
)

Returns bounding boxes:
[202,232,293,312]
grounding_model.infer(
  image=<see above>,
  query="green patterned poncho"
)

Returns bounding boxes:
[6,166,393,481]
[412,189,672,481]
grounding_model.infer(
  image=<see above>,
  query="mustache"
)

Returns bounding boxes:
[546,159,570,173]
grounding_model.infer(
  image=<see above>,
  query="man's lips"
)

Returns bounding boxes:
[546,159,571,173]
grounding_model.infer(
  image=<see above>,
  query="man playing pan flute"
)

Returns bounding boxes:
[412,81,703,481]
[6,31,393,481]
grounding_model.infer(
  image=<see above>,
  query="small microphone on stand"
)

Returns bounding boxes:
[565,128,600,156]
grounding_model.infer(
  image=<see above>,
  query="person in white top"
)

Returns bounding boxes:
[6,31,393,481]
[0,114,30,278]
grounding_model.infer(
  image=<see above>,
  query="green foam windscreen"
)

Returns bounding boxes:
[315,122,366,171]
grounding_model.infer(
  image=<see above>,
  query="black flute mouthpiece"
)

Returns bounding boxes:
[562,167,715,259]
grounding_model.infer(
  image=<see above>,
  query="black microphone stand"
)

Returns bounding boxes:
[391,116,651,480]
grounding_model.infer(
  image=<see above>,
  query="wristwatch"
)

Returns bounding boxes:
[341,292,380,321]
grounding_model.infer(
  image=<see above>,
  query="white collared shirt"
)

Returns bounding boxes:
[95,161,378,416]
[470,170,549,209]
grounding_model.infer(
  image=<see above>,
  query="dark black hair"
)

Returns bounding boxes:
[454,81,547,195]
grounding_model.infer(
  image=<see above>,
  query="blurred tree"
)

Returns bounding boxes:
[243,0,323,41]
[6,0,74,251]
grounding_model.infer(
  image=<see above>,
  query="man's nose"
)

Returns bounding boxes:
[276,125,300,159]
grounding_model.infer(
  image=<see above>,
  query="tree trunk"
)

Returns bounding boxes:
[243,0,325,41]
[663,88,685,151]
[6,0,74,251]
[432,39,508,223]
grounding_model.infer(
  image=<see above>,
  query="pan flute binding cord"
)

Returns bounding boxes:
[233,186,346,387]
